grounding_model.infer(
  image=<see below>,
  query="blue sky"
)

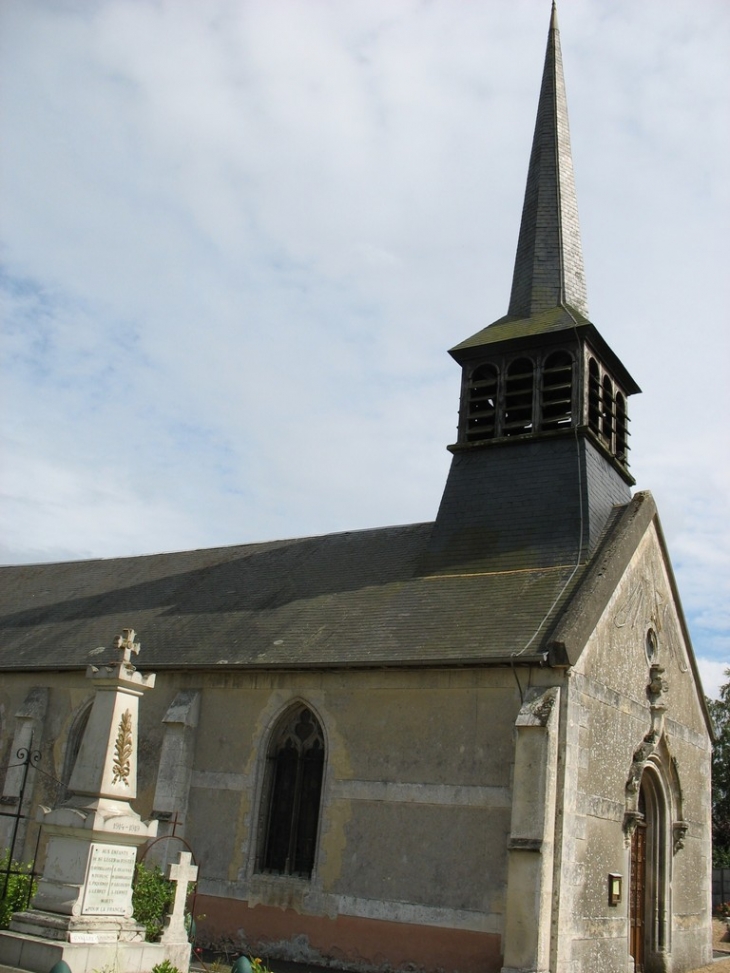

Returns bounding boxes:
[1,0,728,697]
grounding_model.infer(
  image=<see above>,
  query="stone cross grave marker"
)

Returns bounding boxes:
[161,852,198,944]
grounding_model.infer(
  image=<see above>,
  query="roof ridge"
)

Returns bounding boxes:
[0,521,436,571]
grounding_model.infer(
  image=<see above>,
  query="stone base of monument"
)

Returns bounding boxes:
[0,912,192,973]
[6,909,146,942]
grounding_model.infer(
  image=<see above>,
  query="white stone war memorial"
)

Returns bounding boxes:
[0,6,714,973]
[0,631,195,973]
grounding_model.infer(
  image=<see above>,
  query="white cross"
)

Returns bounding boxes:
[161,851,198,944]
[114,629,140,667]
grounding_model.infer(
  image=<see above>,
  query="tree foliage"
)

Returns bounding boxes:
[0,852,37,929]
[709,668,730,868]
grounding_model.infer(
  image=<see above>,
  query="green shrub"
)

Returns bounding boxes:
[151,961,182,973]
[131,862,174,942]
[0,851,37,929]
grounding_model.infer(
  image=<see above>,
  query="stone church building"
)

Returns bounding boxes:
[0,7,713,973]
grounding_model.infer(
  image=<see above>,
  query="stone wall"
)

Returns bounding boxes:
[1,665,530,972]
[556,522,713,973]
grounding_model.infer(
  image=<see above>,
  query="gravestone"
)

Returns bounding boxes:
[161,852,198,945]
[0,630,193,973]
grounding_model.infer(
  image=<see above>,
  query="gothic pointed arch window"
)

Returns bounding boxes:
[541,350,573,430]
[466,363,498,442]
[504,357,534,437]
[257,704,325,878]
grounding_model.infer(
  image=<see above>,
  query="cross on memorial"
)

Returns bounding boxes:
[161,851,198,944]
[114,629,140,668]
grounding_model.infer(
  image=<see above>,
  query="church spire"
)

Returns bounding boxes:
[425,2,641,578]
[508,2,588,319]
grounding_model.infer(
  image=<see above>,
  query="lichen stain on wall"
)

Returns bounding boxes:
[317,797,352,891]
[308,690,353,890]
[230,789,251,883]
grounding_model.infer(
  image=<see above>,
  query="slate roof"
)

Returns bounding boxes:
[0,499,653,673]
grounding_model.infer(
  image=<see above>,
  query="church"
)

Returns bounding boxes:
[0,7,714,973]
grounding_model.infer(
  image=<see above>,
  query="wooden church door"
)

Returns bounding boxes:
[630,787,647,971]
[630,820,647,970]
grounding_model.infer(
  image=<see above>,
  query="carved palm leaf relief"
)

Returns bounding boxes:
[112,709,133,785]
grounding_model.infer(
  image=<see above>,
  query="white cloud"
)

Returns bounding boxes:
[697,658,729,703]
[0,0,728,673]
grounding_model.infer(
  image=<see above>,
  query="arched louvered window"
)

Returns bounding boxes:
[616,392,628,462]
[588,358,600,434]
[466,363,498,442]
[504,357,534,437]
[541,351,573,430]
[259,705,325,878]
[602,375,614,443]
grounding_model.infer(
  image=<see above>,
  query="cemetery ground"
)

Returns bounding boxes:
[186,921,730,973]
[0,923,727,973]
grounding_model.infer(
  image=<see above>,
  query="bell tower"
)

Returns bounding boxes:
[424,3,640,575]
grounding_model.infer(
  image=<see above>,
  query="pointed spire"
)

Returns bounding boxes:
[508,2,589,319]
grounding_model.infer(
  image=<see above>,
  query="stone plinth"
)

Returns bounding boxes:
[30,798,156,918]
[0,926,190,973]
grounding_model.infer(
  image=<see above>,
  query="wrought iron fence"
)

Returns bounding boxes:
[1,744,65,915]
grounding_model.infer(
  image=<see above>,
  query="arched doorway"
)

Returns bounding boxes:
[629,769,670,972]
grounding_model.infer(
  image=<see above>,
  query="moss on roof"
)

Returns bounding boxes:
[450,305,591,354]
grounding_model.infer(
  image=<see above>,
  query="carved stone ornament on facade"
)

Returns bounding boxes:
[647,663,668,708]
[622,665,670,841]
[626,732,660,797]
[623,808,644,841]
[112,709,133,785]
[673,820,689,854]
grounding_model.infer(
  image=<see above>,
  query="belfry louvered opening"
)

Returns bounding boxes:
[616,392,628,462]
[602,375,614,441]
[466,363,498,442]
[504,358,534,436]
[541,350,573,430]
[459,348,632,462]
[586,356,630,467]
[588,358,601,434]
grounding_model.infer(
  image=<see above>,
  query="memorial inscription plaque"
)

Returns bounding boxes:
[81,843,137,916]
